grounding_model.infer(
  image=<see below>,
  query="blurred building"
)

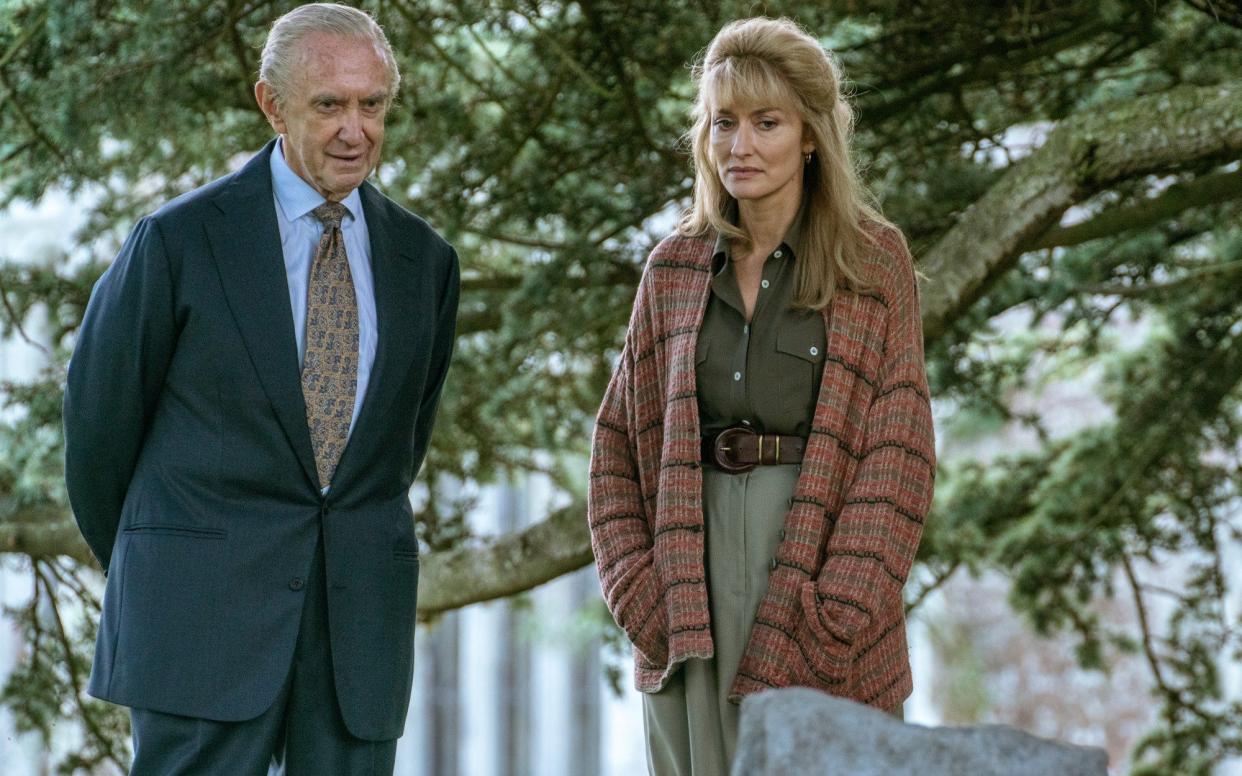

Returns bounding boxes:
[396,475,643,776]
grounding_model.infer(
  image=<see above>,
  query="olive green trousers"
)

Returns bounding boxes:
[642,464,799,776]
[641,464,904,776]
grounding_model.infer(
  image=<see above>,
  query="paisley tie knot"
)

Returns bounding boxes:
[311,201,349,231]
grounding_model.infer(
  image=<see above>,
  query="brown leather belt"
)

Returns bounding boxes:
[701,425,806,473]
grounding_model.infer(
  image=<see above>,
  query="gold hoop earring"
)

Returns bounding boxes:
[804,152,813,165]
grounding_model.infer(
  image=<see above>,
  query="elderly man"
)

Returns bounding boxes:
[62,4,458,772]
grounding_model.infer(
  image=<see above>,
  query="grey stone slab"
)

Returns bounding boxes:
[732,687,1108,776]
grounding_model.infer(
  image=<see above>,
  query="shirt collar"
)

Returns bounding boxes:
[270,138,362,224]
[711,197,807,276]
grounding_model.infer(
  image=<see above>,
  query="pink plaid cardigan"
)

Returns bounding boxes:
[587,221,936,711]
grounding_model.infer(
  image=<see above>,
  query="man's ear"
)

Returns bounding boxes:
[254,81,287,135]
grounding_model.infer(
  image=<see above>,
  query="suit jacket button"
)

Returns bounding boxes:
[289,577,305,591]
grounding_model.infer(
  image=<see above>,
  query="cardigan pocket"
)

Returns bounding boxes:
[792,581,853,690]
[611,550,669,666]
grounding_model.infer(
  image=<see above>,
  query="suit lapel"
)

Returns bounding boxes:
[206,140,319,490]
[330,182,422,485]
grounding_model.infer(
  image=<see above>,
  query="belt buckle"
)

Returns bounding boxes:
[714,425,756,474]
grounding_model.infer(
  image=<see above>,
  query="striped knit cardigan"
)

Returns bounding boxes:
[587,221,936,711]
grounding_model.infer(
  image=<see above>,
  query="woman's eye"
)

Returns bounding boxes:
[713,118,735,129]
[759,119,778,130]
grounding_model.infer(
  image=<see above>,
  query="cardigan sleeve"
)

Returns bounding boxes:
[796,229,936,668]
[587,282,668,666]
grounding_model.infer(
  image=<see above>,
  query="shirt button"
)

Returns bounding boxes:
[761,279,770,289]
[780,528,787,540]
[774,250,783,259]
[289,578,305,591]
[769,558,778,571]
[733,371,742,381]
[809,346,819,356]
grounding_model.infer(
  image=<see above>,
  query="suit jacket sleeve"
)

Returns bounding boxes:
[587,270,668,666]
[797,230,937,667]
[64,216,178,570]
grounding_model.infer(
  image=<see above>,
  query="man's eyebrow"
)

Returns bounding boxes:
[308,92,388,105]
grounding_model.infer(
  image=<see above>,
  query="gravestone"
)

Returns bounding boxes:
[732,687,1109,776]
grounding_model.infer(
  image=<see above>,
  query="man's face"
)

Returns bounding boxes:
[256,33,391,201]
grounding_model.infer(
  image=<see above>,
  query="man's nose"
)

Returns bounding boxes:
[338,108,365,144]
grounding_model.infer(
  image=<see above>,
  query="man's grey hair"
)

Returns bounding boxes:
[259,3,400,105]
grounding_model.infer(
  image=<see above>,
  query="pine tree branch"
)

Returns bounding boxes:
[0,270,52,356]
[0,509,94,565]
[863,16,1112,123]
[0,501,593,620]
[0,6,46,70]
[415,500,592,620]
[1031,168,1242,249]
[1120,552,1214,724]
[1074,259,1242,297]
[919,83,1242,342]
[904,561,960,615]
[33,563,127,771]
[1182,0,1242,29]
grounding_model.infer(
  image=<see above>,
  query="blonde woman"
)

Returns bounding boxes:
[587,16,937,775]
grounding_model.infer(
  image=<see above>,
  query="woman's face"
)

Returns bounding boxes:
[709,100,813,206]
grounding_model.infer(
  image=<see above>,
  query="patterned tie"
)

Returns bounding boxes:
[302,201,359,489]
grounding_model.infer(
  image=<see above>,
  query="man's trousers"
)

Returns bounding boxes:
[128,535,399,775]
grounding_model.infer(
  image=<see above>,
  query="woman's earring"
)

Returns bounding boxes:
[804,152,813,165]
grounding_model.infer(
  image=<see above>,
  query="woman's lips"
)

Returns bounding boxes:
[728,167,761,179]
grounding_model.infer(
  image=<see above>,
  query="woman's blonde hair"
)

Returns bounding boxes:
[679,17,896,308]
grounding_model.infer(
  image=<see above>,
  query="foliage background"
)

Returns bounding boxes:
[0,0,1240,772]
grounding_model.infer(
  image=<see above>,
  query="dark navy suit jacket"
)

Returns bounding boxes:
[63,140,459,741]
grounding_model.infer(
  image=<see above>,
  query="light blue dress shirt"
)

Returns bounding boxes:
[269,139,378,447]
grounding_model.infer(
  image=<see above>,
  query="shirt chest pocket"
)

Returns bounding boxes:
[774,320,826,426]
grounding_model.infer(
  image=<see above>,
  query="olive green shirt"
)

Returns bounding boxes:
[696,212,827,438]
